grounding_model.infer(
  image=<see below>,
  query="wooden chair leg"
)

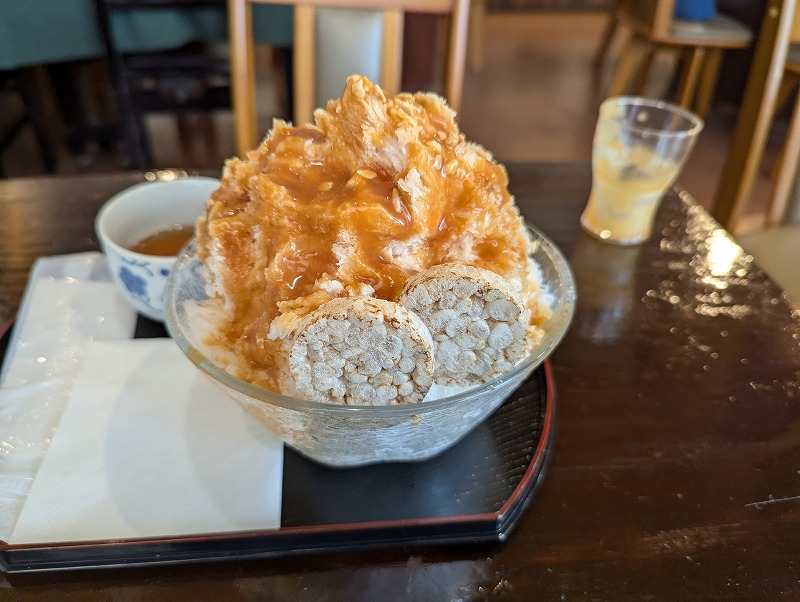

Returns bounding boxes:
[381,9,404,95]
[17,67,56,173]
[770,77,800,181]
[694,47,723,118]
[176,115,194,159]
[229,0,259,156]
[293,5,316,127]
[631,47,656,95]
[607,35,649,98]
[774,73,797,116]
[133,112,152,168]
[769,90,800,225]
[468,0,486,72]
[199,113,217,153]
[676,46,706,109]
[593,10,620,69]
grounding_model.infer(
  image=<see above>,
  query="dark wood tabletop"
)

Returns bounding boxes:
[1,163,799,599]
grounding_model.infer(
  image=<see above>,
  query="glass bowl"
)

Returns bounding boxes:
[164,225,576,467]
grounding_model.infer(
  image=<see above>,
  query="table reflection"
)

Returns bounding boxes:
[570,231,643,343]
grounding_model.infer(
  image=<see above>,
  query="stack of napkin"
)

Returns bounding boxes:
[0,253,282,545]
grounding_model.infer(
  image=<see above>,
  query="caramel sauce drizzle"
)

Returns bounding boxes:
[197,77,538,390]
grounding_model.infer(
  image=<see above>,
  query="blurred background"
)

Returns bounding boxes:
[0,0,783,224]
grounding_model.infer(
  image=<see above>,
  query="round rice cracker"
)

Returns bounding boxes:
[399,263,528,386]
[287,296,435,405]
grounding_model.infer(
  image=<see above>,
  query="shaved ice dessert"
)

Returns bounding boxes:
[195,75,550,405]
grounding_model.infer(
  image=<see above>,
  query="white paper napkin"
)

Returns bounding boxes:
[0,253,137,541]
[1,253,284,545]
[10,339,283,544]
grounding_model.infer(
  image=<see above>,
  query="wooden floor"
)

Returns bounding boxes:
[0,11,782,218]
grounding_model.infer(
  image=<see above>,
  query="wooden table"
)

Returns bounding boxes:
[1,164,799,598]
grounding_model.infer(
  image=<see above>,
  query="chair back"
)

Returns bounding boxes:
[93,0,232,169]
[619,0,674,40]
[229,0,469,157]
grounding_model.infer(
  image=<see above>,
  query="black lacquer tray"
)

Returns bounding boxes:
[0,317,556,573]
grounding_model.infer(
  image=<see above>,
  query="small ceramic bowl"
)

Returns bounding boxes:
[164,224,576,467]
[95,176,219,322]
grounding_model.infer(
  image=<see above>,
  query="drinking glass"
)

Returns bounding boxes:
[581,96,704,245]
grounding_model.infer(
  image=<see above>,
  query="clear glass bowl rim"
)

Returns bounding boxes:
[164,222,576,417]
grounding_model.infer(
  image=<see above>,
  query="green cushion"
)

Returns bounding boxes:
[0,1,293,70]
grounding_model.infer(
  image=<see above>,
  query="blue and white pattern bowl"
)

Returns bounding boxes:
[95,176,220,322]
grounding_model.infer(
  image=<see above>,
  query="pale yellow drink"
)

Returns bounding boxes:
[581,146,679,244]
[581,97,703,245]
